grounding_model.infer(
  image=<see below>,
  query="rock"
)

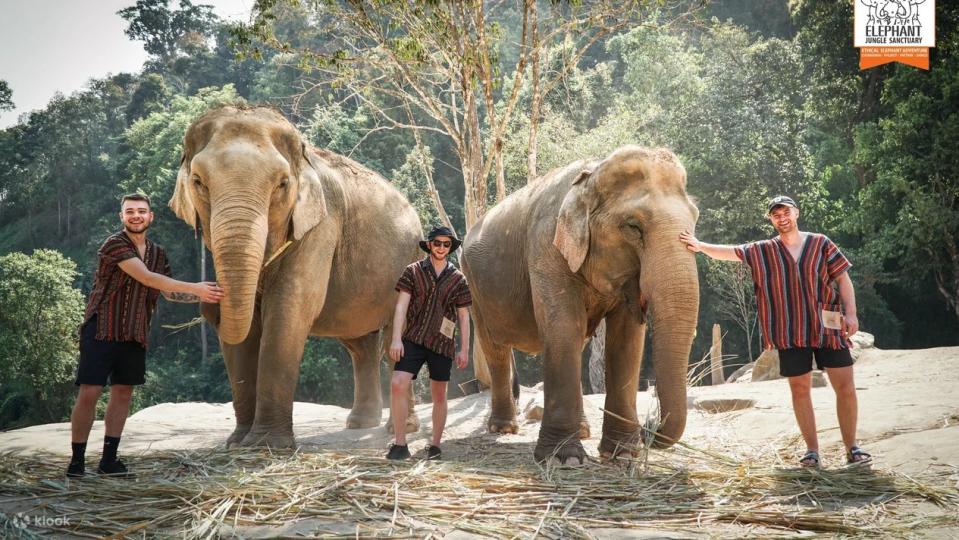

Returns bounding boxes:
[811,371,827,388]
[751,349,781,381]
[522,397,544,422]
[524,405,544,422]
[851,331,875,350]
[695,399,756,413]
[726,362,754,383]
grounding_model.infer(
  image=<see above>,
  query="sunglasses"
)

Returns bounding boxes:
[431,240,452,248]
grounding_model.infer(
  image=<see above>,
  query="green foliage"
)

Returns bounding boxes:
[391,145,442,229]
[118,0,219,61]
[0,250,84,427]
[0,80,12,112]
[295,338,355,406]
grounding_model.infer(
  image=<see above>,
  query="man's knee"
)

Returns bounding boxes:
[787,374,813,397]
[110,385,134,403]
[430,381,448,401]
[826,367,856,395]
[76,384,103,404]
[391,373,412,394]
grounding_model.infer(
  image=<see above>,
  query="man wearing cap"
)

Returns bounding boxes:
[679,196,871,467]
[386,226,472,460]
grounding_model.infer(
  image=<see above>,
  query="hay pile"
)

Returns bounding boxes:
[2,436,957,539]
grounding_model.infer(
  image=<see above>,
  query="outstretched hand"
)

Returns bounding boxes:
[679,230,701,253]
[195,282,225,303]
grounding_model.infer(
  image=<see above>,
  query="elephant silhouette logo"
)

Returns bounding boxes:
[855,0,934,55]
[860,0,926,27]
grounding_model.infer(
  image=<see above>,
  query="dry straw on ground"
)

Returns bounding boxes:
[1,435,957,539]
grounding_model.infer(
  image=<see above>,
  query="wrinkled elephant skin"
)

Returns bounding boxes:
[462,146,700,463]
[171,106,421,448]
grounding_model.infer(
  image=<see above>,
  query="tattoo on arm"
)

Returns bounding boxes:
[163,291,200,303]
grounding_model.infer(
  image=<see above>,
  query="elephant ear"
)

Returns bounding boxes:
[292,143,329,240]
[553,167,595,273]
[170,154,197,229]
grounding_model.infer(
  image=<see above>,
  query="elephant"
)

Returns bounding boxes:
[461,146,699,464]
[170,105,422,448]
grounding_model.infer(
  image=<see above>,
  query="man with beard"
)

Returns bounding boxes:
[386,226,472,460]
[679,196,871,467]
[67,193,224,478]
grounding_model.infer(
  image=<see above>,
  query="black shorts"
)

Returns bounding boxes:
[75,316,147,386]
[778,347,853,377]
[394,339,453,382]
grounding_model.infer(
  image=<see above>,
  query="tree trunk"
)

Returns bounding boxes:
[527,0,541,182]
[710,324,723,385]
[588,319,606,394]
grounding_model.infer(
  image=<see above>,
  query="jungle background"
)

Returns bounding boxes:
[0,0,956,431]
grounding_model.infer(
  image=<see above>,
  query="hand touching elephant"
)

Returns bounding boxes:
[170,106,421,448]
[462,146,699,464]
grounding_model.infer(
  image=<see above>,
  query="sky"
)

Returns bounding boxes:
[0,0,252,128]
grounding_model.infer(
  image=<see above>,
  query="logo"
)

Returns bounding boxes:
[5,512,71,530]
[10,512,29,529]
[855,0,936,69]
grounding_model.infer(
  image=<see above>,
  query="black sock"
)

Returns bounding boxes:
[71,442,87,464]
[102,436,121,464]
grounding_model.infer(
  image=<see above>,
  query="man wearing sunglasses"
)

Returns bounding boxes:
[387,226,472,460]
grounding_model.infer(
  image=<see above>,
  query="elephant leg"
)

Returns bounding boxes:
[242,316,312,448]
[599,305,646,459]
[340,331,384,429]
[218,303,261,448]
[531,277,588,465]
[482,337,518,434]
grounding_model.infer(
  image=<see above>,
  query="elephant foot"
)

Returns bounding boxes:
[534,425,587,465]
[598,428,642,460]
[225,424,252,449]
[239,429,296,448]
[384,416,420,435]
[346,409,382,429]
[488,416,519,434]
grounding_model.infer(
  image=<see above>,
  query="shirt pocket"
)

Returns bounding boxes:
[817,302,843,337]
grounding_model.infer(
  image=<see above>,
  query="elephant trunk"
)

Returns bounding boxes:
[209,198,269,345]
[641,231,700,448]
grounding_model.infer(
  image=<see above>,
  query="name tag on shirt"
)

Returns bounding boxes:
[821,309,843,330]
[440,317,456,339]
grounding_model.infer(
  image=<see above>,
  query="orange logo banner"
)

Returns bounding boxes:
[860,47,930,70]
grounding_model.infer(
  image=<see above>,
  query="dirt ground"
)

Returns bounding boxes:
[1,344,958,538]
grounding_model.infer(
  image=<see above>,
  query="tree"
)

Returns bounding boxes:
[853,13,959,331]
[0,250,84,427]
[704,258,758,363]
[236,0,696,229]
[0,80,12,112]
[118,0,218,63]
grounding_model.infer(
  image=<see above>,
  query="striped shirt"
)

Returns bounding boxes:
[735,233,851,350]
[84,231,171,348]
[395,258,472,359]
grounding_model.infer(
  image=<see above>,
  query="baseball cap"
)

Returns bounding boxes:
[767,195,798,214]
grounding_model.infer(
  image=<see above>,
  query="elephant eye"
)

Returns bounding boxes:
[192,175,204,187]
